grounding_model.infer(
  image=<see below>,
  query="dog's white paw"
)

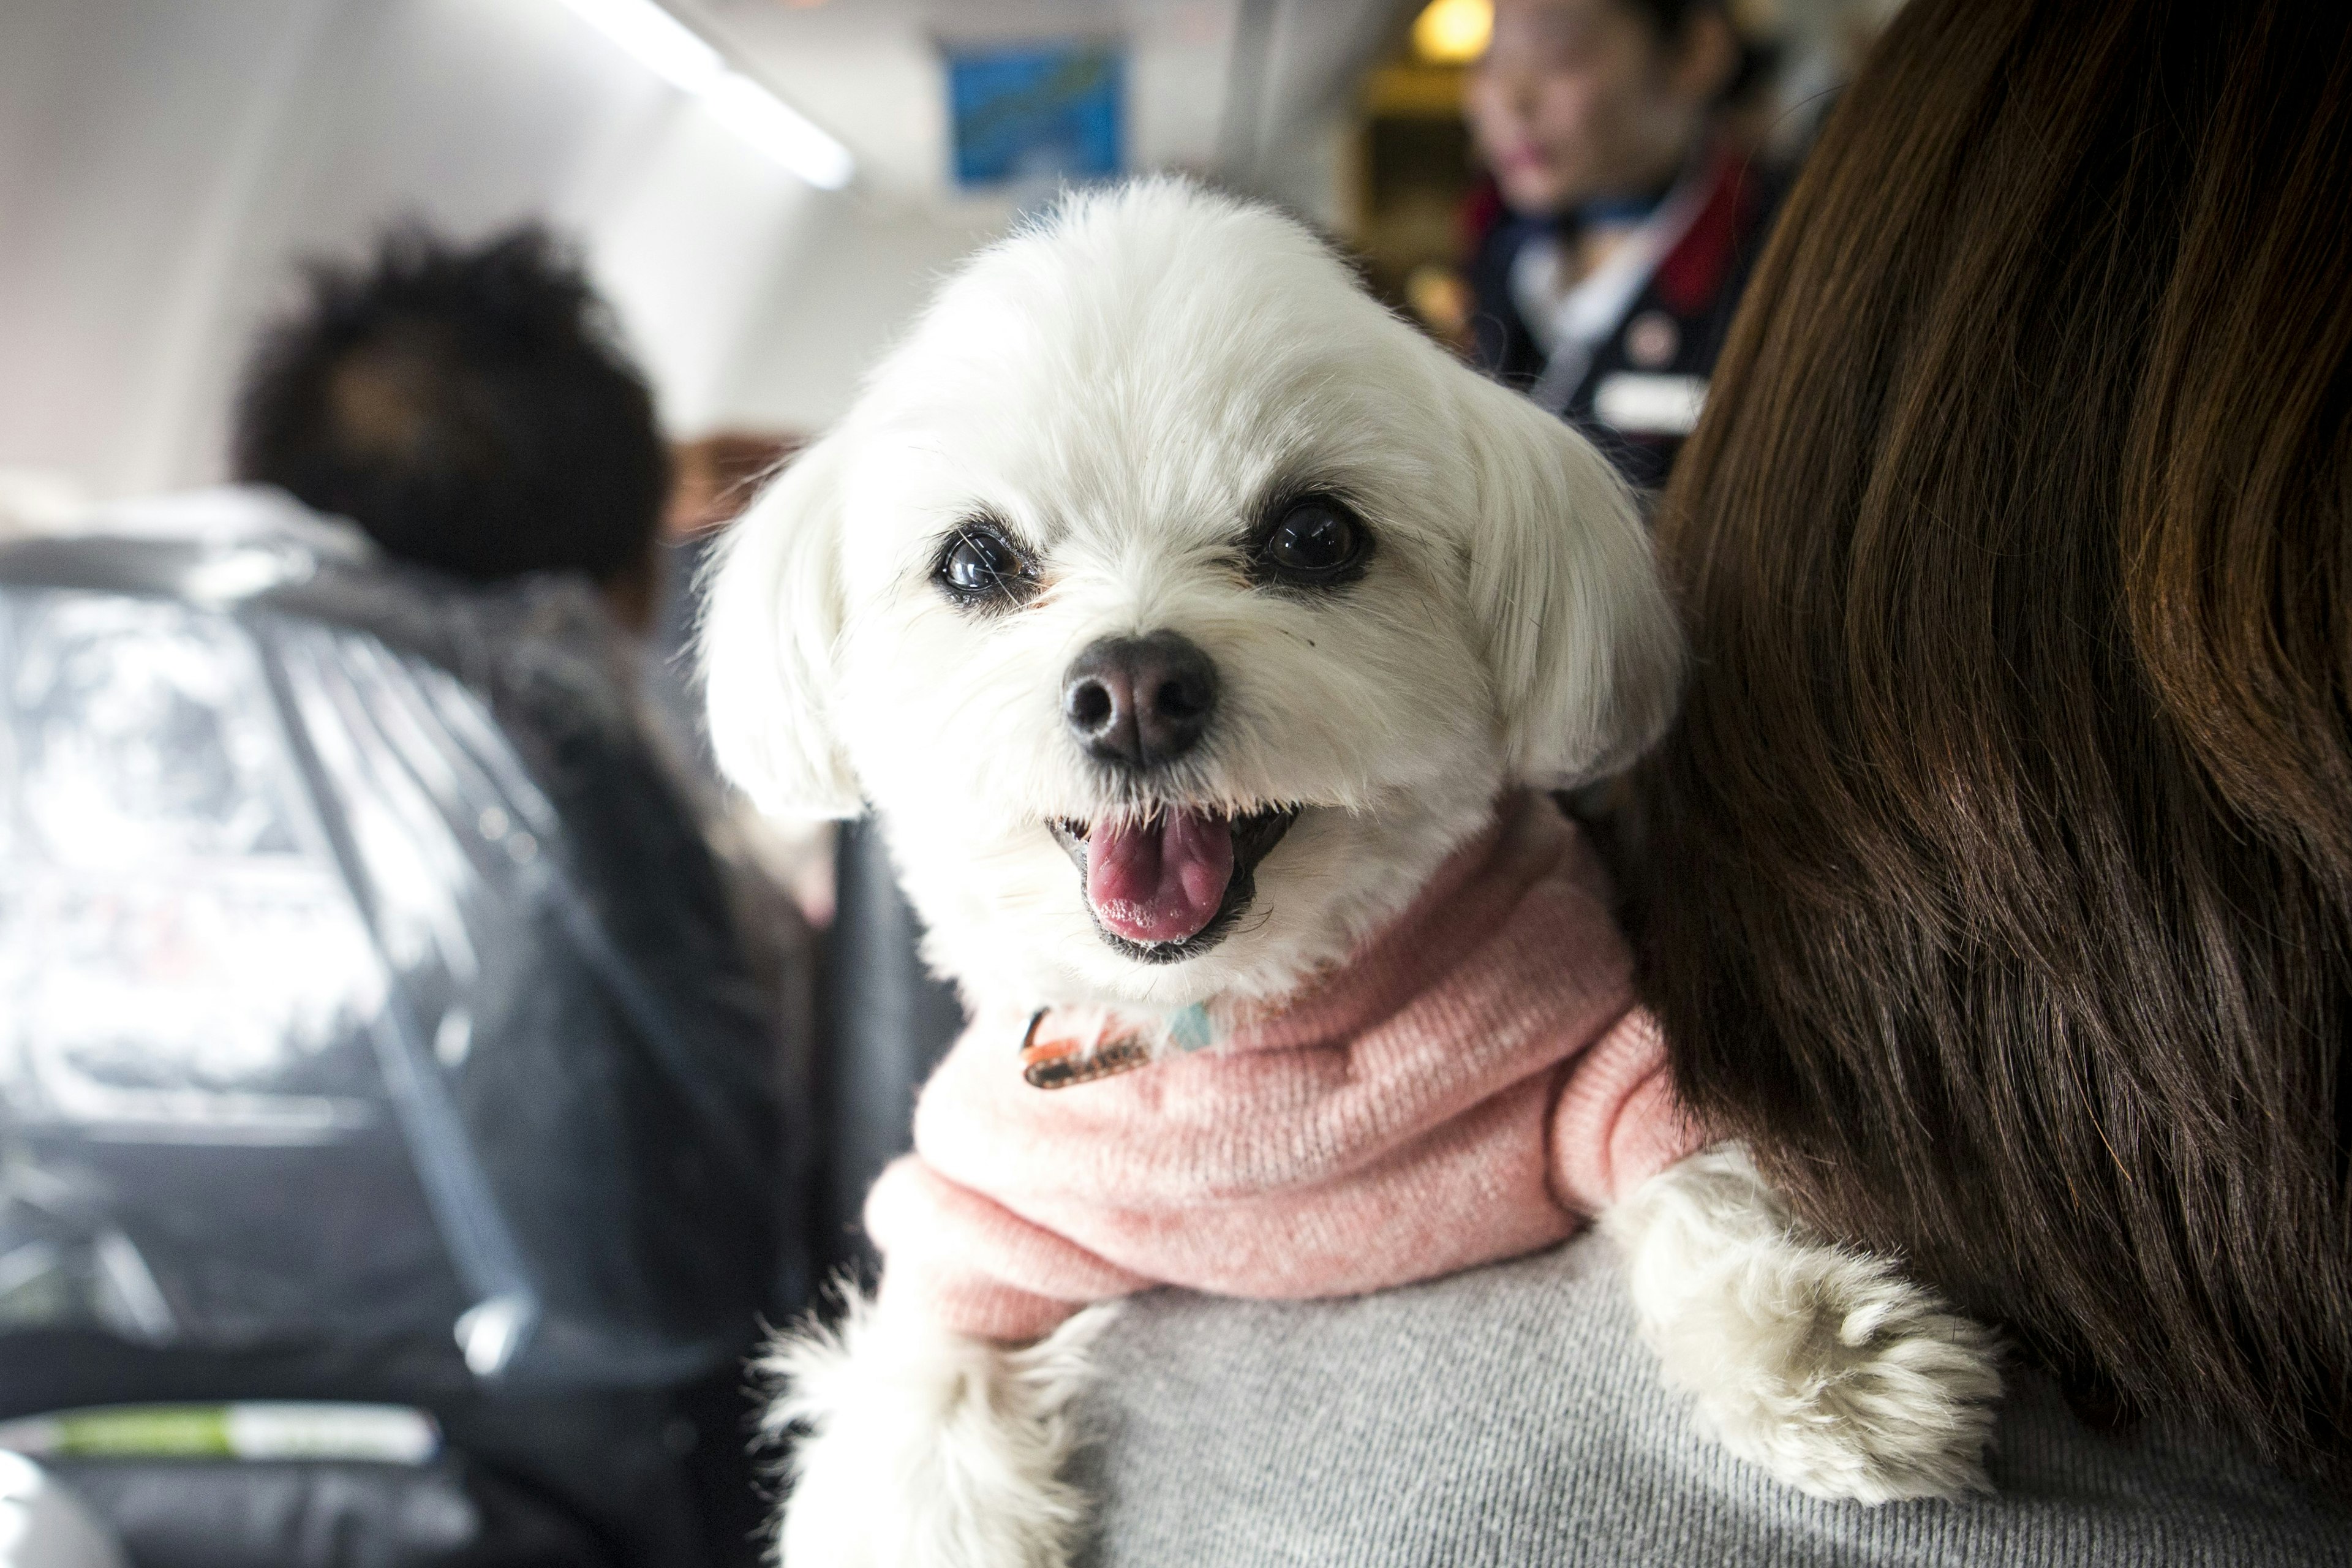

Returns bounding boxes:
[1605,1146,2003,1504]
[758,1291,1112,1568]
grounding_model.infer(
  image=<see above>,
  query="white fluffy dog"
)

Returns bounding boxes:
[704,179,2002,1566]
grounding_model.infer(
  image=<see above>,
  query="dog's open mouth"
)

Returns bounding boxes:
[1047,805,1298,963]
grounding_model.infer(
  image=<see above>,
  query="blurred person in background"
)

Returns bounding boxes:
[1463,0,1784,491]
[0,227,809,1568]
[235,223,818,1145]
[240,224,814,1561]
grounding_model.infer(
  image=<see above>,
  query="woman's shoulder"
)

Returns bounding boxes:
[1070,1232,2346,1566]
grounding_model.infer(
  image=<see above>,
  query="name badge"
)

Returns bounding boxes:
[1593,372,1707,437]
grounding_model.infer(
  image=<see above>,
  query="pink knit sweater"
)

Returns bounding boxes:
[867,793,1697,1343]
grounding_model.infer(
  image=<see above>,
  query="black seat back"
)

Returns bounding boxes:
[0,519,804,1565]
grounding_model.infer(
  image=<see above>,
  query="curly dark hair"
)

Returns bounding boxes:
[233,224,669,583]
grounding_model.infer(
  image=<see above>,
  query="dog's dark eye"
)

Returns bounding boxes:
[935,521,1035,608]
[1255,497,1369,587]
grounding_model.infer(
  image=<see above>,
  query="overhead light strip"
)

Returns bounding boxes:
[556,0,854,189]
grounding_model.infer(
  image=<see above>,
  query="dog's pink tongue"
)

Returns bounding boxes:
[1087,810,1234,944]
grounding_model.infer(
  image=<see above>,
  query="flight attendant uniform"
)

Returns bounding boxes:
[1466,147,1782,494]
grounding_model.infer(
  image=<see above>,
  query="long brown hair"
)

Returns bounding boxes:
[1640,0,2352,1483]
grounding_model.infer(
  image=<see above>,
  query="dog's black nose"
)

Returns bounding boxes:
[1063,632,1218,771]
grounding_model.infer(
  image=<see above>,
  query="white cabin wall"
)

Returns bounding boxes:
[0,0,853,504]
[0,0,1395,507]
[714,197,1004,437]
[0,0,326,505]
[572,107,826,435]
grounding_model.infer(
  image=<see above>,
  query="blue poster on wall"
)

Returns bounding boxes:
[948,43,1125,188]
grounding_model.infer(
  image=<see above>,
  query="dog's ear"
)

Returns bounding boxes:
[699,435,865,818]
[1455,376,1685,787]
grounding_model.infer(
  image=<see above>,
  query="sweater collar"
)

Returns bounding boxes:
[1224,792,1575,1054]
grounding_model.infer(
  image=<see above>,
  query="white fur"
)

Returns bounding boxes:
[706,180,2000,1565]
[760,1294,1114,1568]
[1605,1147,2005,1502]
[704,435,862,818]
[702,178,1681,1019]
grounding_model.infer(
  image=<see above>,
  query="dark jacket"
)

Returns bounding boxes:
[1467,148,1784,494]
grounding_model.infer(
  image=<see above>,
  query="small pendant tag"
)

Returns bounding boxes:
[1166,1003,1213,1052]
[1020,1008,1154,1090]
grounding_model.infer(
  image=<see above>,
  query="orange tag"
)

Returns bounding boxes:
[1020,1008,1155,1090]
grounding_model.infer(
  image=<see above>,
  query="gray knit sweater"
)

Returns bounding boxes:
[1069,1232,2347,1565]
